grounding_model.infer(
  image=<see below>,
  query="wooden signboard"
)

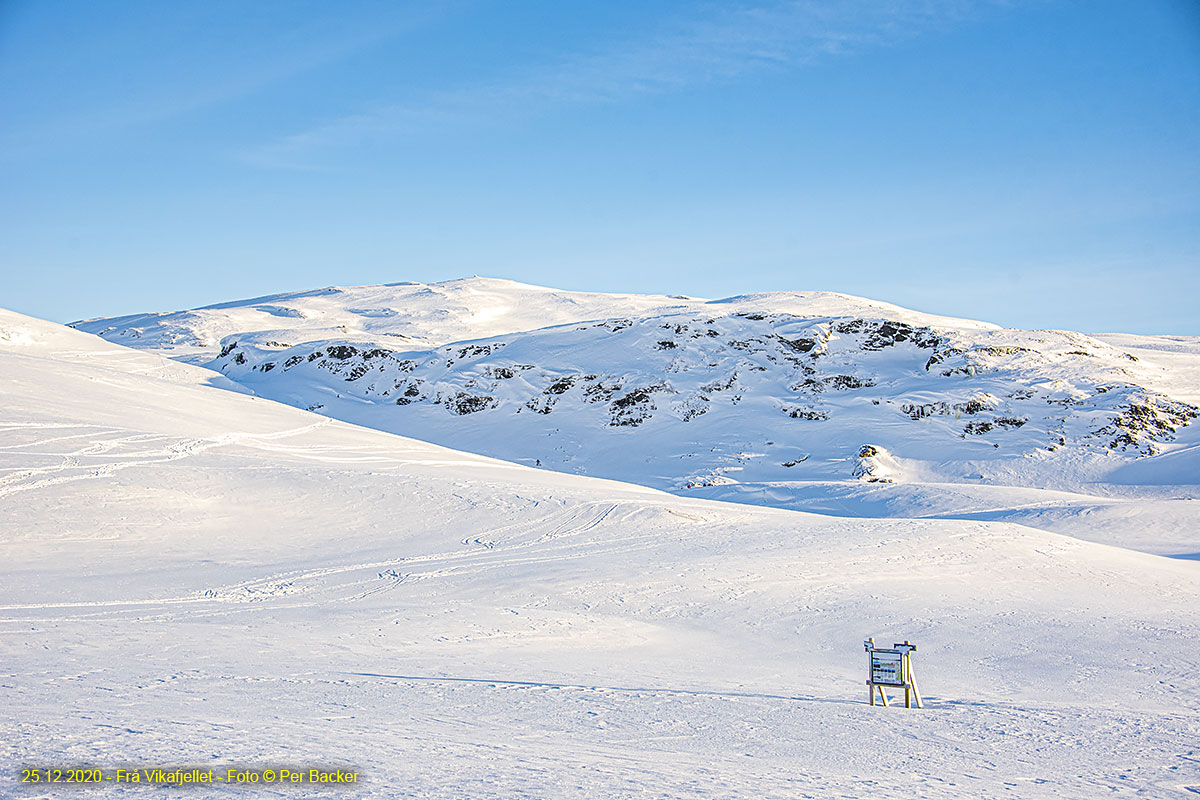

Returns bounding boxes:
[864,638,923,708]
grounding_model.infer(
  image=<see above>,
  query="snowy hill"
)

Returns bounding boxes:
[71,276,996,364]
[73,278,1200,556]
[6,306,1200,797]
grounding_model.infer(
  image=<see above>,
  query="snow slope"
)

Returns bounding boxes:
[74,278,1200,557]
[6,307,1200,798]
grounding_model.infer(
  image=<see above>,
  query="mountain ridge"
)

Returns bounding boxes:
[70,276,1002,362]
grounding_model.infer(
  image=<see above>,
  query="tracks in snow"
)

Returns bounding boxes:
[0,501,645,621]
[0,420,333,499]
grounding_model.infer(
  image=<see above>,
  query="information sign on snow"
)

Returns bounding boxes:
[864,638,923,708]
[870,650,904,686]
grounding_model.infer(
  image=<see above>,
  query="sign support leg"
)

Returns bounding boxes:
[908,663,924,709]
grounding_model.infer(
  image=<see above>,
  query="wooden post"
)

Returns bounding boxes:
[866,638,875,705]
[907,657,924,709]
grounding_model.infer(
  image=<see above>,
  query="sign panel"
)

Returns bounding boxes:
[870,650,906,686]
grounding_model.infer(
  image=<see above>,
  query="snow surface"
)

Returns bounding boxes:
[6,298,1200,797]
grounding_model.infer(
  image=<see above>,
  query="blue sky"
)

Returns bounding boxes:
[2,0,1198,333]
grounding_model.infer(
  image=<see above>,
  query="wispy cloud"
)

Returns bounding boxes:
[245,0,992,169]
[0,4,443,161]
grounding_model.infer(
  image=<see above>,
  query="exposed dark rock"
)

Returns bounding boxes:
[585,379,624,403]
[783,406,829,420]
[445,392,495,415]
[792,378,824,393]
[612,389,652,409]
[610,385,666,427]
[834,319,940,351]
[924,347,965,371]
[978,345,1033,357]
[546,376,577,395]
[825,375,876,390]
[778,336,817,353]
[457,343,504,360]
[525,396,555,414]
[701,375,737,393]
[1097,396,1198,452]
[394,382,422,405]
[961,399,988,414]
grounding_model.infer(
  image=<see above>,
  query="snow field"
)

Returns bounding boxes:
[3,308,1200,797]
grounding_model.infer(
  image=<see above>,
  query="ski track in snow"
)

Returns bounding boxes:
[0,421,334,500]
[0,503,643,619]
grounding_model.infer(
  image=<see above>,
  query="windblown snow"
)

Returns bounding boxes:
[2,279,1197,798]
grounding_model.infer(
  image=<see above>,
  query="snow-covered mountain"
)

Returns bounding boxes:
[73,277,991,364]
[6,305,1200,798]
[73,277,1200,555]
